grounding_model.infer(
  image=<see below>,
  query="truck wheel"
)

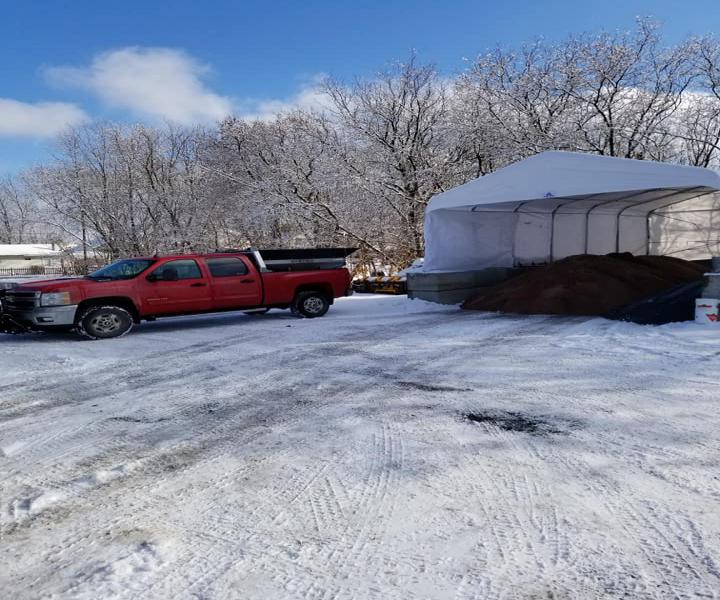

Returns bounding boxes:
[294,291,329,318]
[77,305,134,340]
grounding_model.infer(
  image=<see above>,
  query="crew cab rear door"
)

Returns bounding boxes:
[140,258,212,315]
[204,256,262,309]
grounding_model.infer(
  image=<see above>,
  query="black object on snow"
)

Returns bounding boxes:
[0,313,31,334]
[604,280,704,325]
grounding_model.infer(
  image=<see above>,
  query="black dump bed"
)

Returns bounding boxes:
[259,247,357,271]
[221,247,357,272]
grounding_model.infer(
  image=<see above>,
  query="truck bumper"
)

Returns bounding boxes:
[6,305,78,328]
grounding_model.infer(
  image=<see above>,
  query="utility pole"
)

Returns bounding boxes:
[81,206,88,263]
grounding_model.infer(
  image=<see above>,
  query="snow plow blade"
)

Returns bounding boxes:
[0,314,31,334]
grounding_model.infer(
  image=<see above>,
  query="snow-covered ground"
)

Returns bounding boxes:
[1,294,720,599]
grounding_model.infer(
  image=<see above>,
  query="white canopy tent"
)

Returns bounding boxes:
[424,151,720,272]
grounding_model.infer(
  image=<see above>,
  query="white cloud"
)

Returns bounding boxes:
[0,98,88,138]
[45,47,233,125]
[237,78,332,121]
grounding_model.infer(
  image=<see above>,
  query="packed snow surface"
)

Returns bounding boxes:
[1,294,719,599]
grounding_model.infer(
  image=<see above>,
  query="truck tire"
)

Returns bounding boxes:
[294,291,330,318]
[77,305,134,340]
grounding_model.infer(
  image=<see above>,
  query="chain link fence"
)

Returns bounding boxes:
[0,263,106,277]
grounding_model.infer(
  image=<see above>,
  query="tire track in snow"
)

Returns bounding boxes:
[5,301,719,598]
[4,356,329,597]
[538,447,720,598]
[461,426,576,598]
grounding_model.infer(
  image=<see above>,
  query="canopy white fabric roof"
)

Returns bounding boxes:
[424,151,720,271]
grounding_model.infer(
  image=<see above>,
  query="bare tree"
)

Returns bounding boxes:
[456,41,580,163]
[25,123,223,261]
[214,111,398,260]
[560,19,697,159]
[8,21,719,270]
[323,56,477,261]
[0,176,40,243]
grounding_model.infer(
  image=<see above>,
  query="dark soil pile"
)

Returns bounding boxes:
[462,253,706,316]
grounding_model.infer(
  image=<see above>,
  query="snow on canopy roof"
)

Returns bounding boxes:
[428,151,720,212]
[0,244,61,257]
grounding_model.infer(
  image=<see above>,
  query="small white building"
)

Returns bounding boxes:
[0,244,63,273]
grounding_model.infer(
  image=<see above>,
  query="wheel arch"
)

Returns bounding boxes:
[293,283,335,304]
[75,297,141,323]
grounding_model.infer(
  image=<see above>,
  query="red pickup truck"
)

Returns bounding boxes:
[0,248,354,339]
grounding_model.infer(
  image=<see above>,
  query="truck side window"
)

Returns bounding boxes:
[152,259,203,280]
[207,257,249,277]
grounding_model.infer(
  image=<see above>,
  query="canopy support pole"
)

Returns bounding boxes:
[583,193,643,254]
[508,201,531,267]
[644,187,711,255]
[549,198,582,262]
[614,188,695,253]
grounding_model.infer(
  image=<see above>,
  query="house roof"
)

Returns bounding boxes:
[0,244,62,257]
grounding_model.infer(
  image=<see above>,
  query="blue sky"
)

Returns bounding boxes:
[1,0,719,174]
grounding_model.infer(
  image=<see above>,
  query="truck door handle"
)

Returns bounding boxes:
[240,279,255,284]
[190,282,207,287]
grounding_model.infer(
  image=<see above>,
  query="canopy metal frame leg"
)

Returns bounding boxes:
[549,197,582,262]
[644,189,713,255]
[614,187,706,253]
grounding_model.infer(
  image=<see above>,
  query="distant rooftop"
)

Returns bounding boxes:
[0,244,62,257]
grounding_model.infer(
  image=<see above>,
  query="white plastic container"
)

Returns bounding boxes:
[695,298,720,324]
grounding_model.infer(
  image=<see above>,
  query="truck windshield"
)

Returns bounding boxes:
[87,259,155,281]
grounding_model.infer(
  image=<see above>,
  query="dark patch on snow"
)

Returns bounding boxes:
[108,416,170,424]
[397,381,472,393]
[197,402,221,414]
[464,411,575,435]
[145,445,204,475]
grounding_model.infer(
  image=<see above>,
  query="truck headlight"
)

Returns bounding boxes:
[40,292,73,307]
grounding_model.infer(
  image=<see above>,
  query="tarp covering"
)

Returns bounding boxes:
[424,151,720,271]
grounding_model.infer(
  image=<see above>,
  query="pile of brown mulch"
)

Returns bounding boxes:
[461,253,706,316]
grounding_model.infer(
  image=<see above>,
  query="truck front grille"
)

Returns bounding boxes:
[5,291,39,311]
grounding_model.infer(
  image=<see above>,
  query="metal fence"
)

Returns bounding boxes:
[0,266,74,277]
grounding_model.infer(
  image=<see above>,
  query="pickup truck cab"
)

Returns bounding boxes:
[1,249,354,339]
